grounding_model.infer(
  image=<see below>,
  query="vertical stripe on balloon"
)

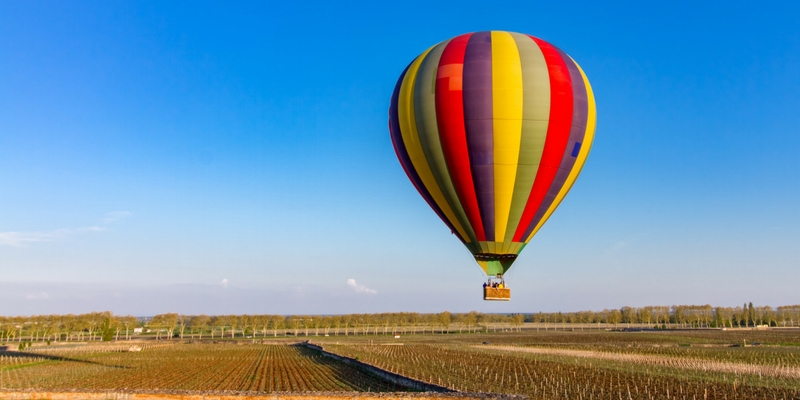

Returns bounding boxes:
[463,31,495,242]
[414,40,479,244]
[525,57,596,242]
[519,47,589,240]
[390,61,463,242]
[503,33,551,246]
[397,47,471,242]
[435,33,487,242]
[512,36,574,242]
[489,31,523,247]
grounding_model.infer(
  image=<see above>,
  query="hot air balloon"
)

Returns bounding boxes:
[389,31,596,301]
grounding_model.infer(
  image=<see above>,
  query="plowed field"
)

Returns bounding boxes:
[320,330,800,400]
[0,343,407,392]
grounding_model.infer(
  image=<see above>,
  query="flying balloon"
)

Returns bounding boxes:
[389,31,596,300]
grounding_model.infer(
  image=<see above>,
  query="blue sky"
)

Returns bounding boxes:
[1,1,798,316]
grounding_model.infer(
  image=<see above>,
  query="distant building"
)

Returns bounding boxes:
[133,327,143,333]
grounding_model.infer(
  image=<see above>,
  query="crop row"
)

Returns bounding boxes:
[406,330,800,347]
[482,345,800,379]
[323,342,800,400]
[510,342,800,368]
[0,343,407,392]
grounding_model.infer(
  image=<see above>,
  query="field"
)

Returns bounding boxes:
[0,342,407,392]
[317,329,800,400]
[2,329,800,400]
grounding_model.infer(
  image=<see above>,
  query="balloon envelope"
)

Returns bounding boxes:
[389,31,596,276]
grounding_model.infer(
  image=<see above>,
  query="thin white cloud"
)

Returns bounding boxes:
[0,211,130,247]
[347,278,377,295]
[0,231,52,246]
[25,292,50,300]
[220,278,229,288]
[0,227,104,247]
[103,211,132,224]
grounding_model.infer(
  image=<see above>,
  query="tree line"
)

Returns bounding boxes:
[530,303,800,328]
[2,303,798,343]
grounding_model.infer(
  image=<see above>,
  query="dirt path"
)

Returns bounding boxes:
[477,345,800,379]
